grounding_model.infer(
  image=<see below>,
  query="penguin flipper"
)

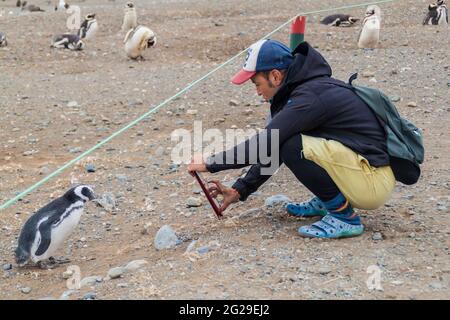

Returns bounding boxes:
[34,214,59,256]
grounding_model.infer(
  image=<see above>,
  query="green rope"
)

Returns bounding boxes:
[0,0,397,211]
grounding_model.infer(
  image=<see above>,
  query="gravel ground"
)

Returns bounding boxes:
[0,0,449,300]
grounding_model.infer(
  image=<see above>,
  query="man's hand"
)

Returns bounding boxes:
[187,154,208,174]
[208,180,240,213]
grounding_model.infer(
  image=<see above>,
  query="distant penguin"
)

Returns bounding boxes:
[78,13,98,40]
[358,5,381,49]
[51,34,84,50]
[122,2,137,32]
[0,32,7,47]
[423,2,448,25]
[21,1,45,12]
[124,25,156,60]
[54,0,67,11]
[16,0,22,7]
[320,14,360,27]
[15,185,96,267]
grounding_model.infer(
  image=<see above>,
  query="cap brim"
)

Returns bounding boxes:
[231,69,256,85]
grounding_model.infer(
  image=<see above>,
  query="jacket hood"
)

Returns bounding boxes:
[271,41,332,112]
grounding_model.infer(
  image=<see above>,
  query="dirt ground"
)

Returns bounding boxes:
[0,0,449,300]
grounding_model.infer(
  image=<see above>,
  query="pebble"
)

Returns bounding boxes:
[62,270,74,279]
[82,292,97,300]
[108,267,125,279]
[362,71,375,78]
[117,283,129,288]
[154,225,179,250]
[390,95,401,102]
[59,290,75,300]
[69,147,82,154]
[2,263,12,271]
[407,101,417,108]
[229,99,239,106]
[186,109,198,115]
[85,164,96,173]
[95,193,116,211]
[197,246,210,254]
[318,267,332,275]
[116,174,128,183]
[124,260,148,273]
[186,197,202,207]
[39,166,50,175]
[80,276,102,287]
[67,101,78,108]
[429,282,443,290]
[265,194,291,207]
[372,232,383,241]
[21,287,32,294]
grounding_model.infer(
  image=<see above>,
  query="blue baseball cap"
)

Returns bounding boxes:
[231,39,294,85]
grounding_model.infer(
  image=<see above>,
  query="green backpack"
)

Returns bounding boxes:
[332,74,424,184]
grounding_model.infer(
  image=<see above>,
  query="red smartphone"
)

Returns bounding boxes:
[192,171,223,219]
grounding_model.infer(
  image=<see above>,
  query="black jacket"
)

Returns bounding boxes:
[206,42,389,201]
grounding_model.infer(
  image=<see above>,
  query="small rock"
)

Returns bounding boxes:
[243,109,253,115]
[362,71,375,78]
[186,197,202,207]
[407,102,417,108]
[369,77,377,83]
[80,276,102,287]
[116,174,128,183]
[62,270,74,279]
[186,109,198,115]
[229,99,239,106]
[197,246,210,254]
[390,96,401,102]
[318,267,332,275]
[69,147,82,154]
[124,260,148,273]
[2,263,12,271]
[39,166,51,175]
[117,283,128,288]
[82,292,97,300]
[429,282,443,290]
[265,194,291,207]
[85,164,96,173]
[95,193,116,211]
[372,232,383,241]
[59,290,75,300]
[21,287,32,294]
[154,225,179,250]
[107,267,125,279]
[67,101,78,107]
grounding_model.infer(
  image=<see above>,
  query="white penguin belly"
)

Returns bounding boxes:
[358,19,380,48]
[123,10,137,31]
[125,28,148,58]
[85,22,98,40]
[32,206,83,262]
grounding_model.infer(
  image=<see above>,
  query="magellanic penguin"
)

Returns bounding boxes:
[0,32,7,47]
[15,185,96,267]
[51,34,84,50]
[122,2,138,32]
[423,2,448,25]
[124,25,156,60]
[21,1,45,12]
[54,0,69,11]
[78,13,98,40]
[320,14,360,27]
[358,5,381,49]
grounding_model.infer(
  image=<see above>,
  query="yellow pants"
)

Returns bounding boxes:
[301,134,395,210]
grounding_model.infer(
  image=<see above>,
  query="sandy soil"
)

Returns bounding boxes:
[0,0,449,300]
